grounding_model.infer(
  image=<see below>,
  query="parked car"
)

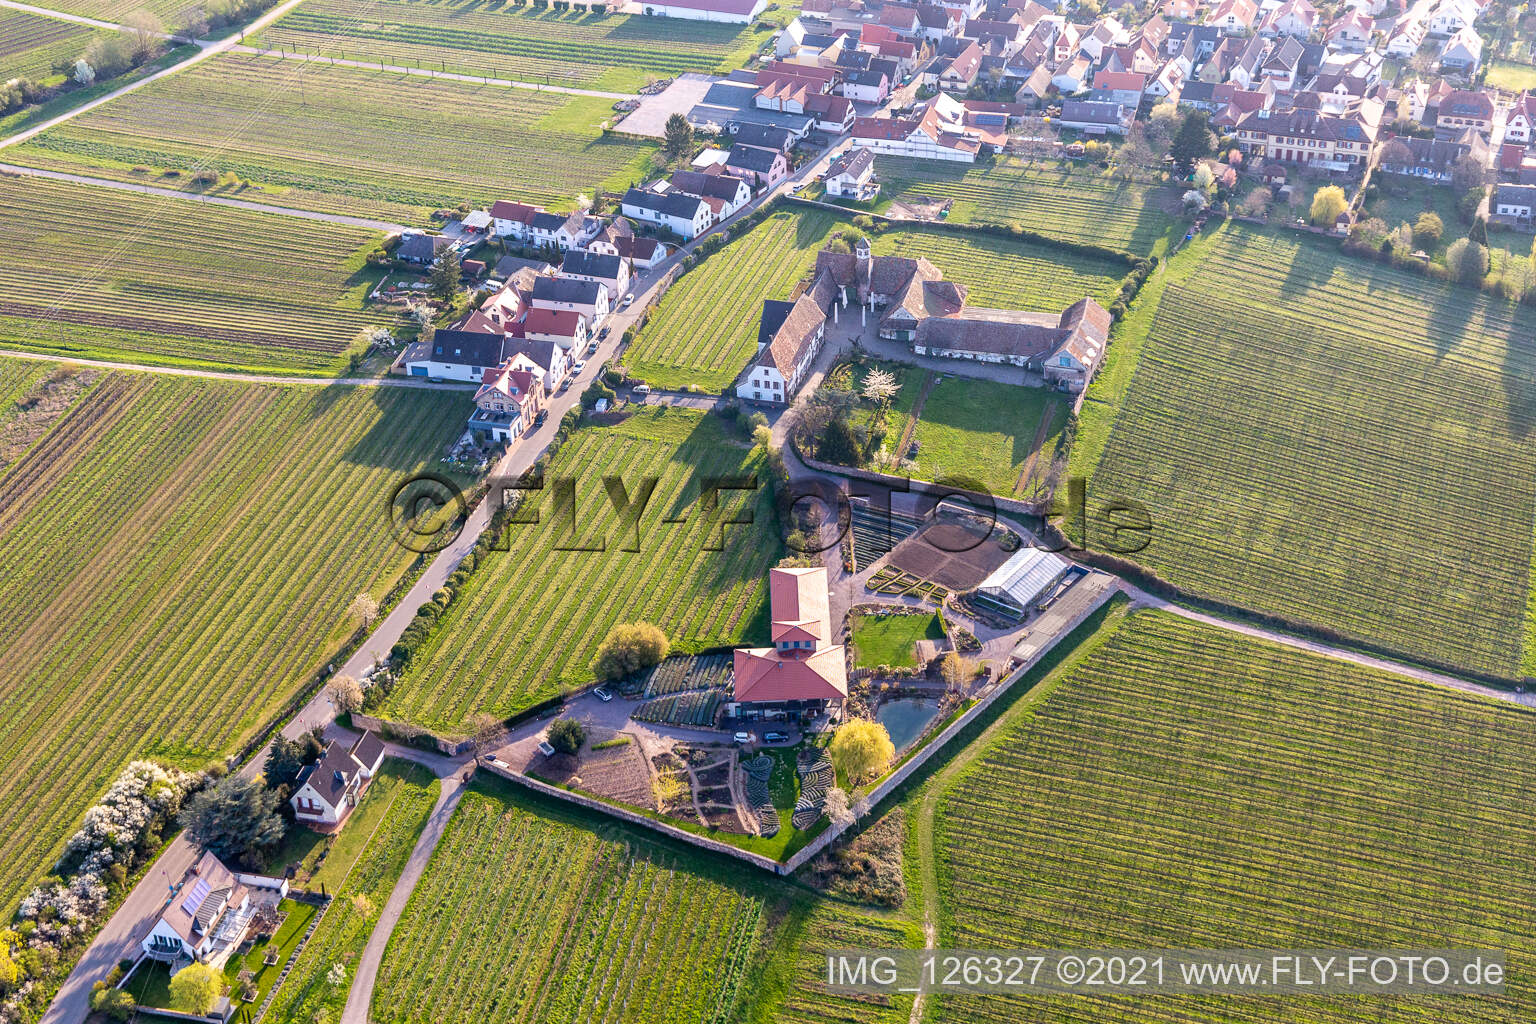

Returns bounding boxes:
[538,741,557,757]
[764,730,788,743]
[594,687,612,702]
[633,383,652,395]
[733,731,751,744]
[587,340,600,355]
[620,294,634,309]
[558,378,571,393]
[598,326,610,340]
[572,360,587,375]
[534,409,548,426]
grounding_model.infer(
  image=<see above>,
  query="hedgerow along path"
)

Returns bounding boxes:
[926,608,1536,1024]
[0,173,384,374]
[0,367,468,913]
[6,50,656,223]
[1087,223,1536,679]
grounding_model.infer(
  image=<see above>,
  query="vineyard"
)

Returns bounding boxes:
[23,0,196,26]
[625,209,1125,392]
[0,174,382,373]
[0,372,467,912]
[380,408,780,733]
[8,52,656,222]
[374,779,770,1024]
[633,689,724,727]
[753,902,922,1024]
[265,762,439,1024]
[907,376,1070,497]
[929,610,1536,1023]
[253,0,772,92]
[638,653,732,697]
[1088,224,1536,677]
[0,9,94,84]
[873,156,1177,254]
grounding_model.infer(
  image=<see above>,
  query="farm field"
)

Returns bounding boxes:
[0,174,382,373]
[873,156,1177,255]
[908,375,1069,497]
[379,407,781,734]
[624,208,1126,393]
[7,52,656,222]
[1088,223,1536,678]
[851,611,943,669]
[252,0,773,92]
[0,9,94,84]
[928,609,1536,1023]
[21,0,197,28]
[264,761,439,1024]
[0,366,467,912]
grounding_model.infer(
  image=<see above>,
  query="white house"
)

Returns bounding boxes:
[620,188,713,239]
[531,276,610,326]
[489,199,541,241]
[824,147,879,200]
[1504,93,1536,144]
[1493,183,1536,222]
[523,307,589,350]
[290,731,386,831]
[638,0,766,21]
[141,851,255,969]
[1428,0,1476,36]
[403,329,506,382]
[560,249,631,299]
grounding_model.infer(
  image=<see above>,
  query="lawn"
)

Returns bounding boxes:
[251,0,774,92]
[0,366,467,913]
[907,376,1069,497]
[852,611,943,669]
[221,898,318,1008]
[1486,58,1536,93]
[379,407,782,734]
[624,208,1127,393]
[7,51,657,223]
[375,774,921,1024]
[0,174,384,374]
[0,9,94,84]
[928,609,1536,1023]
[1086,223,1536,679]
[872,155,1178,255]
[264,764,440,1024]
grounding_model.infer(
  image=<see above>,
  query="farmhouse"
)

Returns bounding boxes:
[973,545,1072,617]
[290,730,386,831]
[729,567,848,722]
[396,230,456,266]
[736,269,840,403]
[141,851,255,969]
[638,0,767,23]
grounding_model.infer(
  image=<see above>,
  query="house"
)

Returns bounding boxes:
[849,97,991,162]
[396,230,455,265]
[725,143,789,188]
[938,41,983,91]
[141,851,256,970]
[1261,0,1318,38]
[668,168,754,219]
[1384,16,1426,57]
[1436,89,1493,137]
[729,567,848,721]
[1505,92,1536,144]
[1091,69,1147,108]
[1058,98,1132,135]
[732,122,797,153]
[637,0,767,22]
[502,337,570,391]
[737,286,834,404]
[1162,0,1198,19]
[560,249,630,300]
[470,366,544,443]
[289,731,386,831]
[1427,0,1476,36]
[1260,37,1307,90]
[1376,131,1487,181]
[844,66,892,103]
[531,276,610,325]
[620,188,713,239]
[1205,0,1258,33]
[489,200,541,241]
[1233,101,1380,167]
[1491,183,1536,223]
[912,296,1111,390]
[824,146,881,200]
[521,306,588,349]
[1051,54,1093,94]
[1438,26,1482,73]
[528,209,589,251]
[404,328,507,381]
[1328,9,1374,51]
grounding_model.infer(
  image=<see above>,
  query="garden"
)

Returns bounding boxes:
[0,369,466,914]
[1086,223,1536,678]
[851,611,944,669]
[927,609,1536,1023]
[8,52,656,222]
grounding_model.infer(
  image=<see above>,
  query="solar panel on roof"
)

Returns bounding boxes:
[180,878,209,916]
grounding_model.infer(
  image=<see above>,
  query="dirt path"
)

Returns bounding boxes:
[892,371,935,459]
[1010,401,1059,497]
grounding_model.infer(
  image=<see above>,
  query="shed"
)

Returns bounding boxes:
[973,546,1071,616]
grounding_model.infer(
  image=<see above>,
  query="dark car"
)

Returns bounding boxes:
[534,409,548,426]
[763,731,789,743]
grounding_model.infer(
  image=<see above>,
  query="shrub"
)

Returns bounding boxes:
[169,962,222,1016]
[547,717,586,754]
[591,622,669,681]
[1412,211,1444,248]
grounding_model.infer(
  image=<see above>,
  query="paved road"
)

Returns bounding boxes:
[339,766,470,1024]
[231,46,639,99]
[0,0,305,150]
[0,162,409,231]
[0,348,476,389]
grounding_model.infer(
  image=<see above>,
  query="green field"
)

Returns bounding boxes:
[908,376,1069,497]
[1086,224,1536,678]
[852,611,943,668]
[21,0,197,28]
[873,155,1177,255]
[0,174,383,373]
[1486,58,1536,92]
[0,366,466,912]
[265,761,440,1024]
[380,407,781,733]
[253,0,773,92]
[625,208,1127,393]
[928,609,1536,1023]
[377,775,921,1024]
[0,9,94,84]
[8,52,656,222]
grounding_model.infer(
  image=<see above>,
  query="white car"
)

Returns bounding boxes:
[633,383,652,395]
[620,294,634,309]
[572,360,587,375]
[594,687,612,702]
[733,731,751,744]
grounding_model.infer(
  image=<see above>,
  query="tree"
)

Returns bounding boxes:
[663,113,693,159]
[1412,211,1444,248]
[349,591,379,626]
[591,622,669,682]
[1169,110,1213,172]
[752,423,772,450]
[122,10,164,64]
[1238,188,1272,219]
[179,774,286,865]
[816,414,861,466]
[936,651,966,688]
[823,787,855,827]
[0,930,18,991]
[263,731,322,789]
[1309,185,1348,227]
[1192,163,1216,196]
[1450,152,1485,193]
[329,674,363,714]
[1446,237,1489,285]
[169,962,223,1016]
[1116,121,1157,178]
[860,367,901,405]
[73,58,95,84]
[829,719,895,785]
[547,717,586,755]
[90,984,136,1021]
[428,246,462,301]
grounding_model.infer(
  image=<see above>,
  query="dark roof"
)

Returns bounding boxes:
[1495,183,1536,205]
[431,329,505,369]
[350,730,385,770]
[306,741,360,806]
[503,337,565,373]
[560,249,624,280]
[826,146,875,180]
[622,188,708,220]
[669,169,750,200]
[758,299,796,350]
[397,232,452,263]
[727,143,784,172]
[493,255,554,278]
[731,122,795,151]
[1061,99,1125,123]
[533,276,604,304]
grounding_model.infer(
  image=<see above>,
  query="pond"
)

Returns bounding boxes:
[876,698,941,753]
